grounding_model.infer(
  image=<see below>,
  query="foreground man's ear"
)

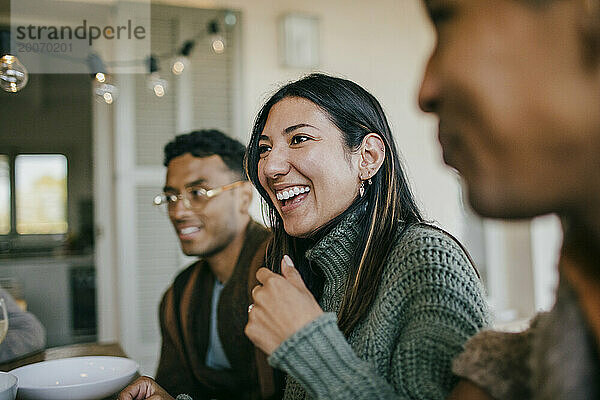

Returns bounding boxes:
[579,0,600,69]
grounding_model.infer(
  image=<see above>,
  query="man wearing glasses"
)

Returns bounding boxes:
[150,130,280,399]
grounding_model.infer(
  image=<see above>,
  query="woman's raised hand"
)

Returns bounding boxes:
[117,376,175,400]
[245,255,324,355]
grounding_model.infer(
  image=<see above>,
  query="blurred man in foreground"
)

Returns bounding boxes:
[419,0,600,398]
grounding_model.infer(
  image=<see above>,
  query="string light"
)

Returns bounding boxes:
[147,55,167,97]
[87,53,118,104]
[171,40,195,76]
[95,72,106,83]
[0,31,29,93]
[224,12,237,26]
[1,12,236,98]
[171,59,185,75]
[0,55,28,93]
[208,20,226,54]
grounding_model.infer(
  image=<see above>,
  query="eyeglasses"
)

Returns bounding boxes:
[153,181,245,213]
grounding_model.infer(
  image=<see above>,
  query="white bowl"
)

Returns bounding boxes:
[0,372,17,400]
[10,356,138,400]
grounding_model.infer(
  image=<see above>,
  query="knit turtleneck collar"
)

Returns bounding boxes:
[305,204,365,312]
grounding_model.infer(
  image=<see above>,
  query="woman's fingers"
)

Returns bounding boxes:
[255,267,275,284]
[280,255,307,291]
[245,305,273,352]
[252,267,285,305]
[246,255,324,355]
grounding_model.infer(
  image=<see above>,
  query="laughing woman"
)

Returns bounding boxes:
[243,73,490,400]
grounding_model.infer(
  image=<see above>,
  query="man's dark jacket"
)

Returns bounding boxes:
[155,221,282,399]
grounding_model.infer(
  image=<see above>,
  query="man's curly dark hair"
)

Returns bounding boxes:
[163,129,247,180]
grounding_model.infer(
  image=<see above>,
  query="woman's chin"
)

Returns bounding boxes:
[283,219,314,238]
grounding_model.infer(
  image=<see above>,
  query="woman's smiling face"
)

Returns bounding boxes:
[257,97,361,238]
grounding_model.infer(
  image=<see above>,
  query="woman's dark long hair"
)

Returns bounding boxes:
[245,74,423,335]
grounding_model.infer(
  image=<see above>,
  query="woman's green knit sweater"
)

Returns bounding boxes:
[268,208,490,399]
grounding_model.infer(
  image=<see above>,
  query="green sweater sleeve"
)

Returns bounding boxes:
[268,227,489,399]
[268,312,399,399]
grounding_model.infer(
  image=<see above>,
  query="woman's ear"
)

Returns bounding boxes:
[358,133,385,180]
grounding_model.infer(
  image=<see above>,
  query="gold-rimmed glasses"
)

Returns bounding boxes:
[153,180,245,213]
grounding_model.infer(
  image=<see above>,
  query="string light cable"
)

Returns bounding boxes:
[0,15,234,95]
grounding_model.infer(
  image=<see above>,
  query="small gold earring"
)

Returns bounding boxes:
[359,181,365,197]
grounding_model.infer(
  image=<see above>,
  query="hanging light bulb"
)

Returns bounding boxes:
[224,11,237,26]
[93,78,119,104]
[94,72,106,83]
[0,54,29,93]
[147,55,168,97]
[212,38,225,54]
[94,83,118,104]
[208,20,226,54]
[103,92,114,104]
[87,53,118,104]
[148,72,167,97]
[0,30,28,93]
[171,58,186,75]
[171,40,195,76]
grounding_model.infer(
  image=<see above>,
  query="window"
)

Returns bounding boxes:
[0,154,68,240]
[0,156,9,235]
[16,155,68,234]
